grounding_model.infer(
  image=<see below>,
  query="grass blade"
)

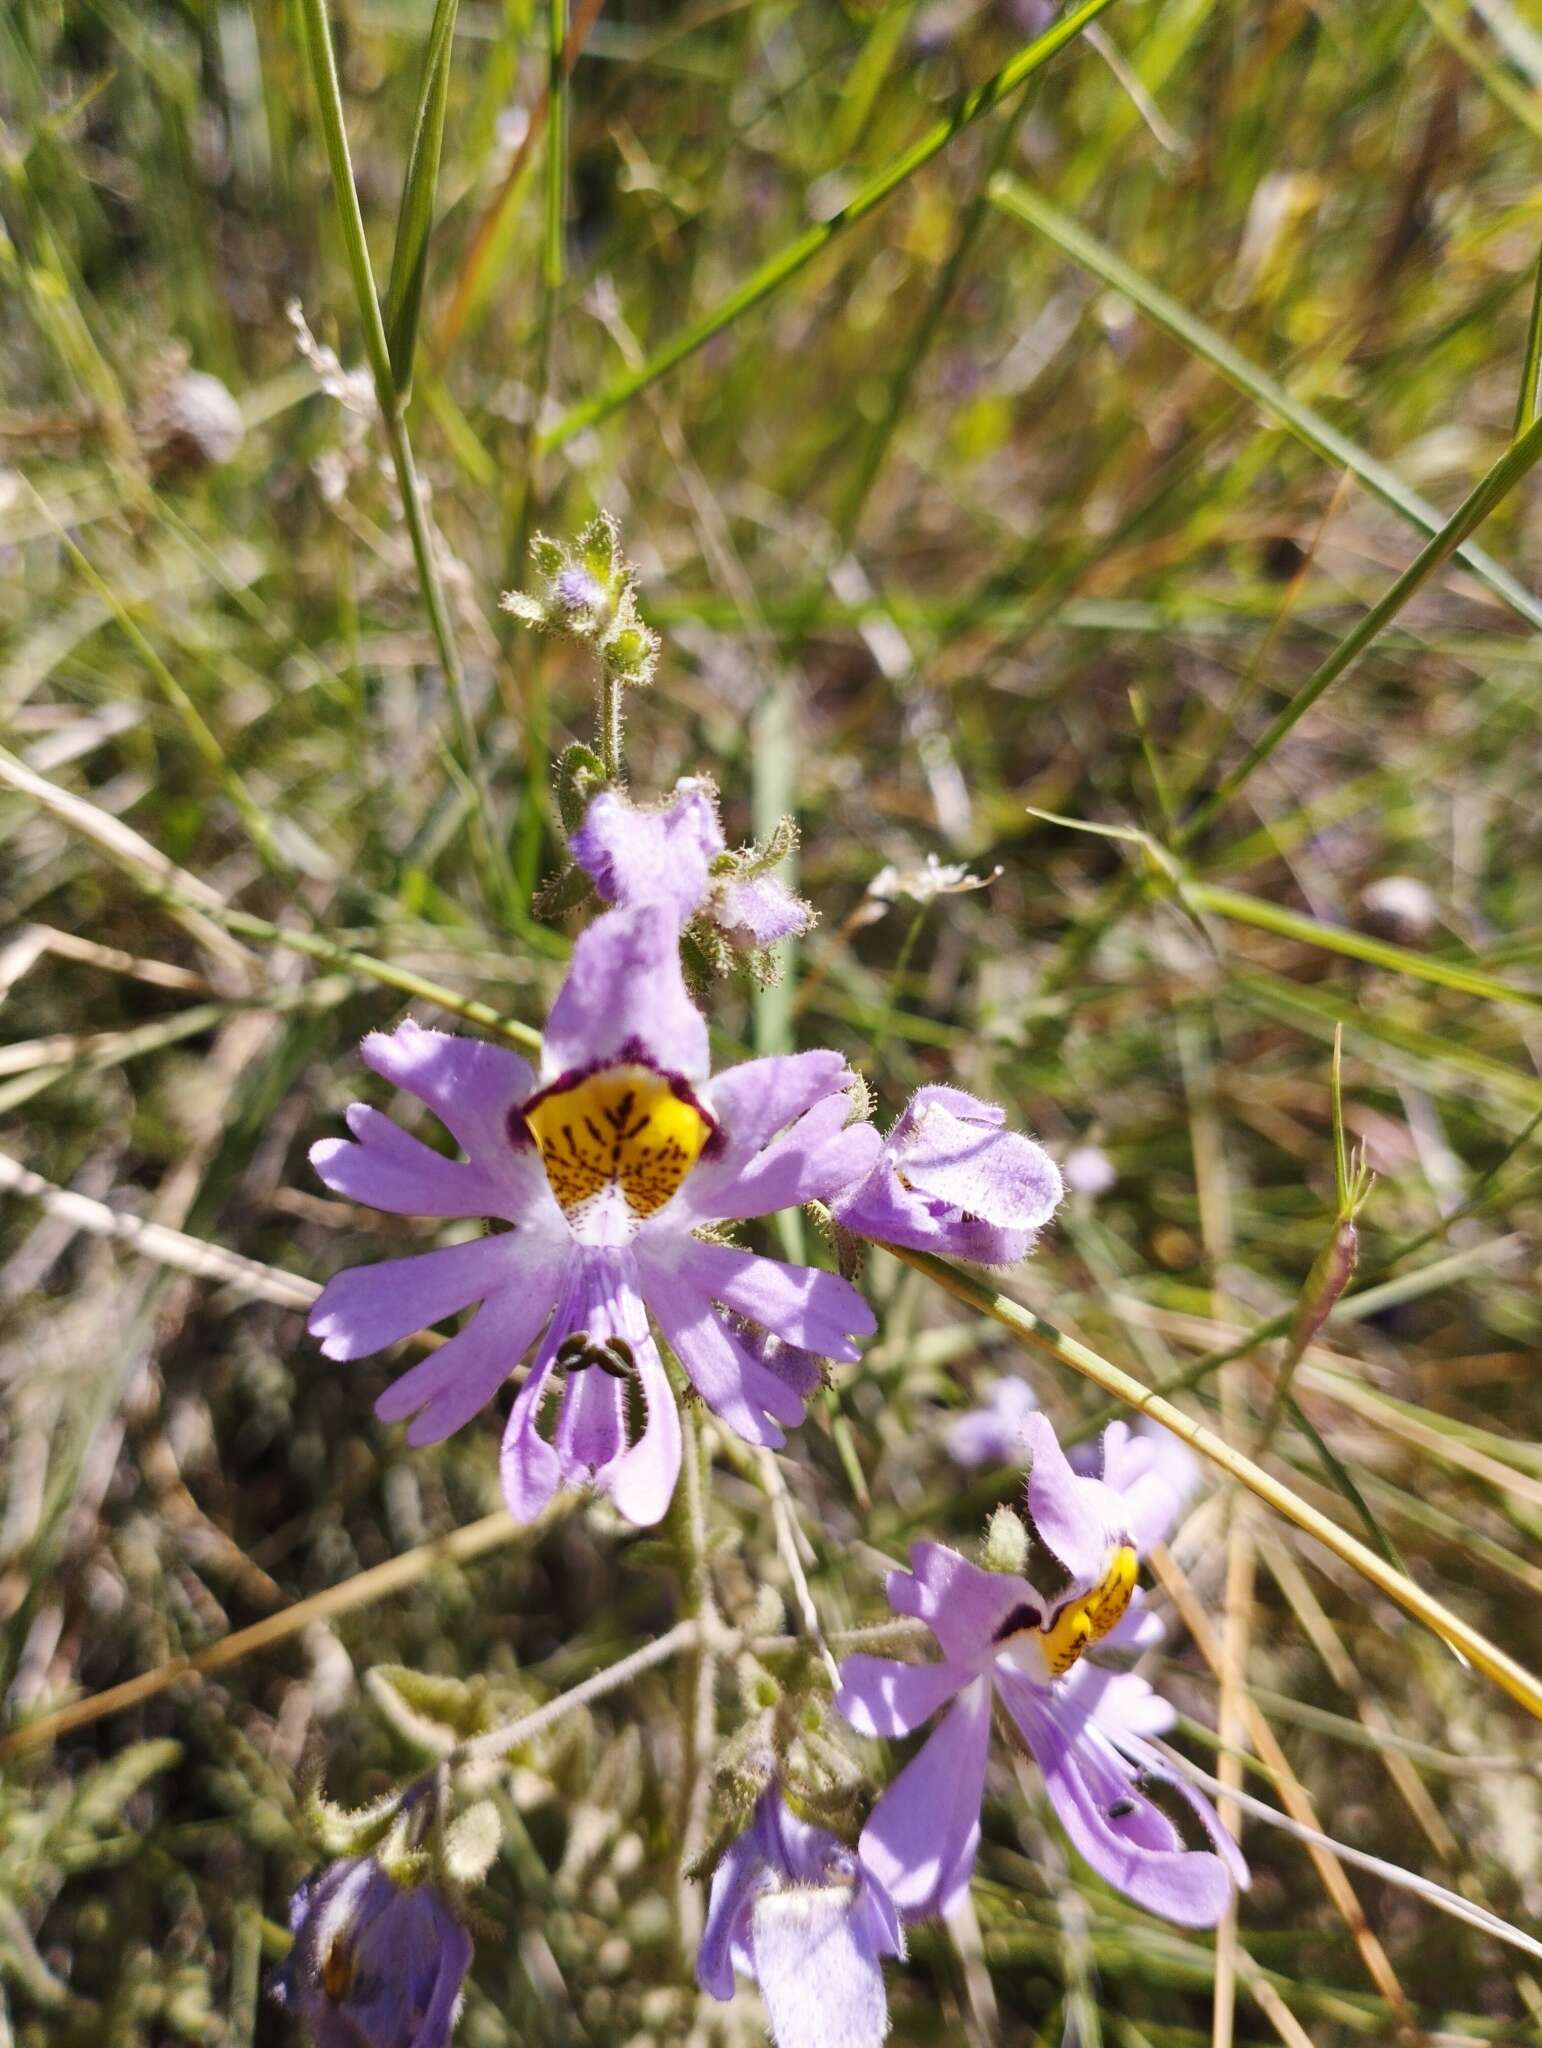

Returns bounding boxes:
[383,0,461,394]
[988,173,1542,631]
[538,0,1120,450]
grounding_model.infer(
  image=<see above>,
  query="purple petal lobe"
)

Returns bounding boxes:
[379,1261,563,1443]
[751,1885,890,2048]
[600,1333,682,1526]
[833,1085,1063,1265]
[692,1096,881,1222]
[570,779,724,920]
[836,1655,964,1739]
[312,1107,507,1220]
[308,1235,515,1361]
[1023,1412,1122,1588]
[718,872,815,947]
[997,1671,1240,1926]
[672,1240,876,1360]
[541,904,708,1083]
[888,1541,1043,1669]
[858,1676,992,1918]
[638,1252,806,1444]
[360,1018,536,1177]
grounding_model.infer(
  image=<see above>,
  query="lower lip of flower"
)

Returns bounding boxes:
[521,1061,714,1228]
[1039,1545,1139,1677]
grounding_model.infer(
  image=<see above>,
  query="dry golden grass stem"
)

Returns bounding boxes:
[1153,1545,1424,2045]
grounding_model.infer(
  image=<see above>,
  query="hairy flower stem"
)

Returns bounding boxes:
[674,1410,719,1949]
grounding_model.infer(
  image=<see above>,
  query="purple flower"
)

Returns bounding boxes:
[308,904,878,1528]
[569,779,725,925]
[836,1414,1244,1928]
[698,1790,904,2048]
[569,780,814,950]
[271,1857,471,2048]
[946,1375,1039,1468]
[716,870,815,947]
[831,1085,1064,1264]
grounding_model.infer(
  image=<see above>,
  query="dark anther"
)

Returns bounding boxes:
[561,1333,637,1380]
[1107,1797,1136,1819]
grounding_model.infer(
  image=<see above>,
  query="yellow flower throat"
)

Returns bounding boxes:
[523,1063,713,1225]
[1039,1546,1139,1677]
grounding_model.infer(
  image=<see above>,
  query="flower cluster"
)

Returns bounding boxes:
[282,520,1238,2048]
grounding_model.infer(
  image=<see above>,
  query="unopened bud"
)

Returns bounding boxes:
[982,1504,1030,1576]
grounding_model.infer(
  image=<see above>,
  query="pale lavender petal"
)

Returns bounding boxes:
[1064,1663,1176,1743]
[858,1676,992,1918]
[693,1097,881,1222]
[888,1541,1042,1669]
[836,1654,965,1738]
[697,1825,765,2000]
[1102,1419,1203,1551]
[311,1105,508,1220]
[698,1051,852,1181]
[599,1334,681,1526]
[377,1260,563,1444]
[498,1280,577,1521]
[751,1885,889,2048]
[639,1260,800,1445]
[570,780,724,920]
[834,1085,1063,1265]
[499,1357,563,1521]
[555,1358,626,1475]
[1023,1412,1120,1588]
[718,872,815,947]
[671,1240,875,1361]
[360,1018,536,1177]
[308,1234,515,1361]
[997,1670,1239,1926]
[947,1377,1039,1469]
[894,1088,1064,1228]
[731,1324,825,1401]
[541,904,708,1083]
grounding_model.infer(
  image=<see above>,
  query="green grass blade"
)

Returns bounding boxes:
[1515,235,1542,437]
[383,0,461,394]
[1187,881,1542,1014]
[537,0,1120,450]
[988,173,1542,631]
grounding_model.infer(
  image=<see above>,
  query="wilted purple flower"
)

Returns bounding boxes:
[554,564,605,614]
[837,1414,1244,1927]
[947,1375,1039,1468]
[832,1085,1063,1264]
[698,1790,904,2048]
[715,870,815,947]
[271,1857,471,2048]
[569,780,814,949]
[308,905,877,1528]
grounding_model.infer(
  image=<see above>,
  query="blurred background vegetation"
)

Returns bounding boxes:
[2,0,1541,2041]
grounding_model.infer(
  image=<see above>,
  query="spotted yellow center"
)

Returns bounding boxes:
[1039,1545,1139,1678]
[524,1063,712,1226]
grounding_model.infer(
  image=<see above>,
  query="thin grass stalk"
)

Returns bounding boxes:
[296,0,510,913]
